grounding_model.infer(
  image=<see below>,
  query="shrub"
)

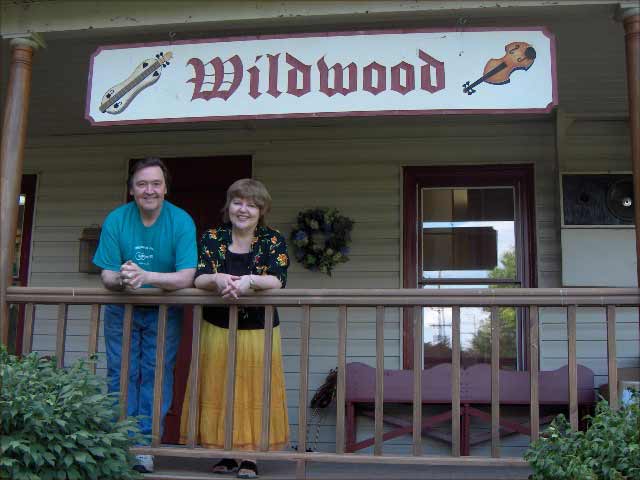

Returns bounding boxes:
[524,392,639,480]
[0,347,143,480]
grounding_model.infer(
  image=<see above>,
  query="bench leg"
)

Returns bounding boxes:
[461,404,471,456]
[346,402,356,452]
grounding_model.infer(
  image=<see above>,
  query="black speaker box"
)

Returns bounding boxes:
[562,174,634,226]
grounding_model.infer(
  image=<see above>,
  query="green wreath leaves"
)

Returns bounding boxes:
[291,208,354,276]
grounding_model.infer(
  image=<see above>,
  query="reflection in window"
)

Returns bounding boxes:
[420,187,520,370]
[13,194,26,279]
[421,187,516,280]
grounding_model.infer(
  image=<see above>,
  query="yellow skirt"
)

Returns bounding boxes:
[179,322,289,451]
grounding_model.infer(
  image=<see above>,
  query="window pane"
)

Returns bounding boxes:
[421,187,516,280]
[422,284,519,370]
[13,194,26,279]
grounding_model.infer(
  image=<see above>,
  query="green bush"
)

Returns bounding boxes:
[525,392,639,480]
[0,347,144,480]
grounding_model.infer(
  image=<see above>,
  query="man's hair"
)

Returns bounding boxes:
[127,157,171,191]
[222,178,272,226]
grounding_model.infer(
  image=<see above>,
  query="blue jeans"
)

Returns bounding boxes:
[104,304,182,437]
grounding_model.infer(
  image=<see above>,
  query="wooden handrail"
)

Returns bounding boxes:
[7,286,640,306]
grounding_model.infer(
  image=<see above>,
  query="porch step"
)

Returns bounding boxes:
[144,457,532,480]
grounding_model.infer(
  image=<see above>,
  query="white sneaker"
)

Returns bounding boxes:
[133,454,154,473]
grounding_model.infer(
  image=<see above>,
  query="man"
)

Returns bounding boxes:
[93,158,196,473]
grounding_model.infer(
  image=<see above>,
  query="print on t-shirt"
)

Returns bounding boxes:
[134,245,155,267]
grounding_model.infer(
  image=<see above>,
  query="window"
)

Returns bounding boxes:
[403,166,536,370]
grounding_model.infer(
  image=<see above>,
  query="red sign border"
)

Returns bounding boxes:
[85,26,558,126]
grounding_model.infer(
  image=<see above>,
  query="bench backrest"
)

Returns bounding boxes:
[345,362,595,405]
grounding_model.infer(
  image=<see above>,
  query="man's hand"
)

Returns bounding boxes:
[120,261,148,290]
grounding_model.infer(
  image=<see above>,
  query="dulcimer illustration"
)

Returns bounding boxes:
[99,51,173,114]
[462,42,536,95]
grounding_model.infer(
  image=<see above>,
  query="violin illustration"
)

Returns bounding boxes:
[99,51,173,114]
[462,42,536,95]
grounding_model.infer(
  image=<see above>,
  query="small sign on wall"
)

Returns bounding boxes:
[86,27,557,126]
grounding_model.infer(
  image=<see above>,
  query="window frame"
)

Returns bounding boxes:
[402,164,537,370]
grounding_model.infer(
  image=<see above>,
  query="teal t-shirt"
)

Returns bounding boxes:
[93,201,197,286]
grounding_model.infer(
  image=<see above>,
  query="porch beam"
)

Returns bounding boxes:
[0,33,43,346]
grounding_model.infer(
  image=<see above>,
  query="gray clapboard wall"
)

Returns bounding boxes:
[539,114,640,389]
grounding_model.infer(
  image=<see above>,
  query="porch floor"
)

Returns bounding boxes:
[145,456,533,480]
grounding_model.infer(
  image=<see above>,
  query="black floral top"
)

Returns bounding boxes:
[196,223,289,329]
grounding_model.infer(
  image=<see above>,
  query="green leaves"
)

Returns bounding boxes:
[525,392,640,480]
[0,347,143,480]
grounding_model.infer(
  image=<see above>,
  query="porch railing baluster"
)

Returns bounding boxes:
[374,305,385,456]
[119,304,133,421]
[87,304,101,375]
[151,305,168,447]
[567,305,578,430]
[260,306,275,451]
[55,303,68,369]
[451,306,461,457]
[412,306,423,456]
[4,286,637,470]
[296,305,311,478]
[21,302,35,355]
[224,305,239,450]
[186,305,203,448]
[336,305,347,454]
[490,305,500,458]
[606,305,618,409]
[529,305,540,441]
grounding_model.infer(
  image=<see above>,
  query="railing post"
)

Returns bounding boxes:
[451,306,461,457]
[186,305,203,448]
[529,306,540,441]
[87,304,101,375]
[21,303,35,355]
[55,303,68,369]
[296,305,311,479]
[151,305,168,447]
[606,305,618,409]
[567,305,578,430]
[412,306,423,456]
[374,306,385,456]
[260,306,275,451]
[490,306,500,458]
[119,304,133,421]
[224,305,239,450]
[335,305,347,454]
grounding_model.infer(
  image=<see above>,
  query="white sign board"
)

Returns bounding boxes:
[86,28,557,126]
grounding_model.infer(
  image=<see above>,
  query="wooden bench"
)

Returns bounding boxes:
[345,362,595,454]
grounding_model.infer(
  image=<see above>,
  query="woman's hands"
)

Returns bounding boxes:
[220,274,252,300]
[206,273,251,299]
[195,273,281,298]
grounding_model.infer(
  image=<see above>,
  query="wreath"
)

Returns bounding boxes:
[291,208,354,275]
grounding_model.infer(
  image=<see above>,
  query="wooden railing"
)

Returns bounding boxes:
[6,286,638,473]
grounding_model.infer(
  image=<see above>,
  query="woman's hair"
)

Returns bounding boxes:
[127,157,171,192]
[223,178,272,226]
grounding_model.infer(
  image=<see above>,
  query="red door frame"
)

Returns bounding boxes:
[402,164,537,369]
[14,174,38,355]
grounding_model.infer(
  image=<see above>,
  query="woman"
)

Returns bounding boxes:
[180,179,289,479]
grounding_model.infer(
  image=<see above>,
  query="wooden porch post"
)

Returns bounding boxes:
[623,8,640,285]
[0,34,43,346]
